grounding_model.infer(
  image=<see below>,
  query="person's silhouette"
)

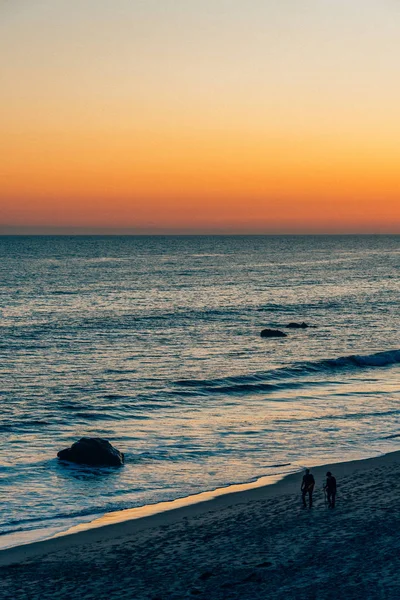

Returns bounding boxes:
[324,471,337,508]
[301,468,315,508]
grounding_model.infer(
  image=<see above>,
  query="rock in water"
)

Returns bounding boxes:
[286,322,309,329]
[260,329,287,338]
[57,437,124,466]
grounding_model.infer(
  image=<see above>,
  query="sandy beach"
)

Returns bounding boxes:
[2,451,400,599]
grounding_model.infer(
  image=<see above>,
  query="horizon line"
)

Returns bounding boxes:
[1,231,399,237]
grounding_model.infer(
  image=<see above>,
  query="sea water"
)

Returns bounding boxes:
[0,235,399,546]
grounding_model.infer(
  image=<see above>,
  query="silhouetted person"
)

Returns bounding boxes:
[324,471,336,508]
[301,468,315,508]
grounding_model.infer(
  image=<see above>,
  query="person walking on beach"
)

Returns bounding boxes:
[301,468,315,508]
[324,471,337,508]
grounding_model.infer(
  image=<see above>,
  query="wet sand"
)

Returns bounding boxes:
[2,451,400,599]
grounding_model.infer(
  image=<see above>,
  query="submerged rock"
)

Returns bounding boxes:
[286,322,309,329]
[57,437,124,466]
[260,329,287,338]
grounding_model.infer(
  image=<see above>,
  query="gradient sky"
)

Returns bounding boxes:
[1,0,400,233]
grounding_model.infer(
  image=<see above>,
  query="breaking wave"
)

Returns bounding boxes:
[174,349,400,395]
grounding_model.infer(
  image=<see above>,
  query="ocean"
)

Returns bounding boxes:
[1,235,399,548]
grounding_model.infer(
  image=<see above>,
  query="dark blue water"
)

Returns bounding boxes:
[1,235,399,546]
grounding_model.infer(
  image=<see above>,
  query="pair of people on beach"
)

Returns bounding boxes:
[301,469,336,508]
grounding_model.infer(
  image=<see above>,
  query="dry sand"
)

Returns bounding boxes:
[2,451,400,599]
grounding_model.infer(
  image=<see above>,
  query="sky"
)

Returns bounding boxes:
[1,0,400,234]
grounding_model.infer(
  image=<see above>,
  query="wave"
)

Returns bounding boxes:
[174,349,400,396]
[0,420,51,432]
[50,290,78,295]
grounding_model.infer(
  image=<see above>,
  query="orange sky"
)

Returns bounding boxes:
[1,1,400,233]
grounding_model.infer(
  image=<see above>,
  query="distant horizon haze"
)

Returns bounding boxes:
[1,226,399,236]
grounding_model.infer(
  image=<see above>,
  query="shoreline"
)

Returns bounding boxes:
[2,448,399,568]
[2,442,396,554]
[0,468,291,552]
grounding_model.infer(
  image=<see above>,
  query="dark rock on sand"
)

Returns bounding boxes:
[57,437,124,466]
[286,322,309,328]
[260,329,287,338]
